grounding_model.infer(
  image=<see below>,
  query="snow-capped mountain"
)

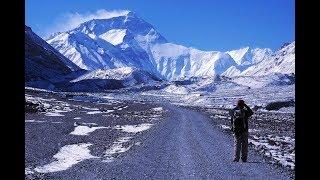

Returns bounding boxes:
[150,43,238,80]
[47,11,166,77]
[46,10,240,81]
[240,42,295,76]
[46,10,294,82]
[226,47,272,66]
[25,25,83,90]
[222,47,273,77]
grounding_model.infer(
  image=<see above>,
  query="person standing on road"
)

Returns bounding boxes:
[229,99,253,162]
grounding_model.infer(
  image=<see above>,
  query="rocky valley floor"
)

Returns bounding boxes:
[25,87,294,179]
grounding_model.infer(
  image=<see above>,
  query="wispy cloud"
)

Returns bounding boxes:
[43,9,130,38]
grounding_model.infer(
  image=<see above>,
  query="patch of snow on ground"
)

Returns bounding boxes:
[74,117,81,120]
[114,123,153,133]
[82,107,99,111]
[53,110,66,113]
[34,143,97,173]
[164,84,189,94]
[25,167,34,175]
[86,111,103,115]
[248,129,261,133]
[70,125,109,136]
[25,119,46,123]
[152,107,164,112]
[249,135,295,170]
[214,115,228,119]
[180,93,211,106]
[103,136,133,162]
[51,122,63,124]
[45,112,65,117]
[106,110,115,113]
[219,124,230,130]
[116,106,128,111]
[81,122,98,126]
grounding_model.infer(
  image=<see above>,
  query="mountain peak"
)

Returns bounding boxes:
[280,42,291,49]
[25,25,32,31]
[94,9,132,19]
[79,9,136,23]
[226,46,250,65]
[240,46,250,51]
[67,10,155,37]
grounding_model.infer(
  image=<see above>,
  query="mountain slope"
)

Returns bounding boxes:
[68,67,161,92]
[221,66,242,77]
[25,26,83,90]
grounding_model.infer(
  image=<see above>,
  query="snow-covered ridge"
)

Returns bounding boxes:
[150,43,238,80]
[240,42,295,76]
[226,47,272,66]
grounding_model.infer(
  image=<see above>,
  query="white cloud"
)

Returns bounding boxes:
[43,9,130,38]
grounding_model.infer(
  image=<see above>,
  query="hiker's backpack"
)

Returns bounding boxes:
[233,109,246,134]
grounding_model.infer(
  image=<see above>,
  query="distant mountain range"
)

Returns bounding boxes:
[25,10,295,91]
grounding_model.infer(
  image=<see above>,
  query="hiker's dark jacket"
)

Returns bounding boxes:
[229,105,253,132]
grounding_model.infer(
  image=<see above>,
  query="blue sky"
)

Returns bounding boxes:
[26,0,294,51]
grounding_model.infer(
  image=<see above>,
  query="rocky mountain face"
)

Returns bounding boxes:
[25,25,82,90]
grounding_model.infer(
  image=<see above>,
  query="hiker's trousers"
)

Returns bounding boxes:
[234,131,248,161]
